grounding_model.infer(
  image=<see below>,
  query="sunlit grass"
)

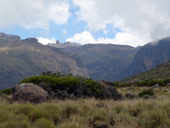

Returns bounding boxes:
[0,87,170,128]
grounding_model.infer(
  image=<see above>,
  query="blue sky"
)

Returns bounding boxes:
[0,0,170,47]
[0,1,117,44]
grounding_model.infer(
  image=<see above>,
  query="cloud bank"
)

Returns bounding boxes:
[37,37,56,45]
[1,0,170,46]
[71,0,170,46]
[66,31,145,46]
[0,0,70,29]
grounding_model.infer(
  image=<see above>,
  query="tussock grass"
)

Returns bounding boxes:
[0,98,169,128]
[0,87,170,128]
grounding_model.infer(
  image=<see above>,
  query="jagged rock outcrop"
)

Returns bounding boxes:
[13,83,49,103]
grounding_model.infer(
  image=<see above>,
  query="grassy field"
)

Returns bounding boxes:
[0,87,170,128]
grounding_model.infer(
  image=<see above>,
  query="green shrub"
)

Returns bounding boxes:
[1,88,12,95]
[20,75,121,100]
[136,79,167,87]
[139,90,154,98]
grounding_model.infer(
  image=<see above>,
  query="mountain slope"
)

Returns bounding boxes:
[60,44,138,81]
[123,61,170,82]
[0,33,87,89]
[121,37,170,80]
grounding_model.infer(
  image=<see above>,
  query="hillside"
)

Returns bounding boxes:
[48,36,170,82]
[59,44,138,81]
[122,37,170,79]
[0,33,87,89]
[123,61,170,82]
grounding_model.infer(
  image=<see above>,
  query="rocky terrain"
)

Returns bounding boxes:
[1,32,170,89]
[0,33,87,89]
[60,44,138,81]
[122,37,170,79]
[57,36,170,81]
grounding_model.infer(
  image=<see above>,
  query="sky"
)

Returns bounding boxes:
[1,0,170,47]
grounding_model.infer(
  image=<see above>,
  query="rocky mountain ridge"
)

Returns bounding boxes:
[122,36,170,79]
[0,33,87,89]
[60,44,138,81]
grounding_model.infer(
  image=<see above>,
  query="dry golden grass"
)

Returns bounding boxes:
[0,87,170,128]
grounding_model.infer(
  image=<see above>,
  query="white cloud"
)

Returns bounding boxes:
[73,0,170,45]
[66,31,95,44]
[0,0,70,29]
[37,37,56,45]
[66,31,146,47]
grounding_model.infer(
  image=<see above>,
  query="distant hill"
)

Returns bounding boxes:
[59,44,138,81]
[121,37,170,80]
[123,61,170,82]
[0,33,87,89]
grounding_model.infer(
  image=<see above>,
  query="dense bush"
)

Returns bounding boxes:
[21,74,121,100]
[1,88,12,95]
[139,89,154,98]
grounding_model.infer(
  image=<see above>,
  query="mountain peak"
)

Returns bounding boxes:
[0,32,20,41]
[23,38,38,43]
[148,36,170,46]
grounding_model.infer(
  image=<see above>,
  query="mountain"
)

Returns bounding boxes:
[123,61,170,82]
[59,44,138,81]
[0,33,87,89]
[122,36,170,79]
[48,40,81,48]
[2,32,170,87]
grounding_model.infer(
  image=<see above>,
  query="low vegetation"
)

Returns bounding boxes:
[20,73,121,100]
[122,61,170,84]
[138,89,154,98]
[1,88,12,95]
[1,72,170,127]
[105,78,170,88]
[1,93,170,128]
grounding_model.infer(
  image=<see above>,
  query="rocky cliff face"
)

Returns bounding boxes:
[61,44,138,81]
[60,36,170,81]
[0,33,88,89]
[122,37,170,79]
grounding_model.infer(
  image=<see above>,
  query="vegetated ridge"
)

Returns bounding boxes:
[123,61,170,82]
